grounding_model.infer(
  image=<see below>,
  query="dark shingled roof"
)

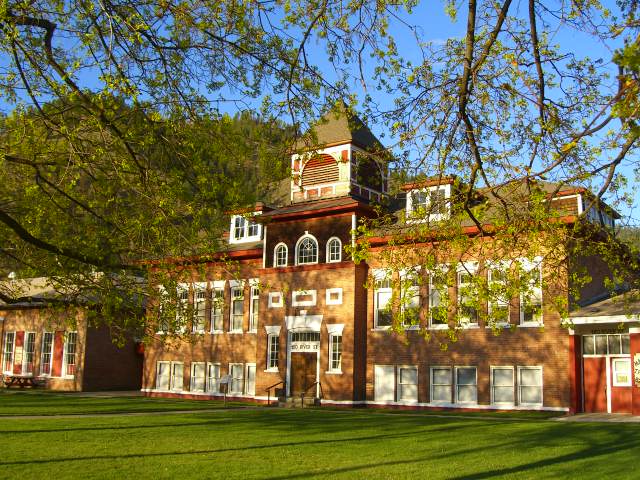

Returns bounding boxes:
[260,196,364,218]
[295,103,384,152]
[570,291,640,319]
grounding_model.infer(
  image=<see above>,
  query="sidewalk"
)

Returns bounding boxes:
[553,413,640,423]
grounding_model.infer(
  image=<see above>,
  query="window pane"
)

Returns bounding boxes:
[433,368,451,385]
[582,335,595,355]
[613,359,631,385]
[520,386,542,404]
[608,335,621,355]
[493,385,514,403]
[400,384,418,401]
[457,368,476,385]
[622,335,630,354]
[493,368,513,387]
[457,385,477,403]
[595,335,608,355]
[432,385,451,402]
[519,368,542,386]
[400,367,418,385]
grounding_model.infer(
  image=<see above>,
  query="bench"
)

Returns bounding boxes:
[3,375,44,388]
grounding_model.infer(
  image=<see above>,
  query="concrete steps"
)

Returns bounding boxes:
[277,396,320,408]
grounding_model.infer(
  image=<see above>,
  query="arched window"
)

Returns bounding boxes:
[296,235,318,265]
[274,243,288,267]
[326,237,342,263]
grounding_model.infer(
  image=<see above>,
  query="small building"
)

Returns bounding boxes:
[1,278,143,391]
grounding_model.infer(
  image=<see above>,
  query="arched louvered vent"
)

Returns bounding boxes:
[301,154,339,186]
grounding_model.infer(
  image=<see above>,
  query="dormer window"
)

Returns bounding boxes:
[406,185,450,222]
[229,214,262,243]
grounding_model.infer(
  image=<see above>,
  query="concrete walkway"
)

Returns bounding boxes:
[553,413,640,423]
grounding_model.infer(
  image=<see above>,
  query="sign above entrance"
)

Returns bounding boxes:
[286,314,323,331]
[291,342,319,352]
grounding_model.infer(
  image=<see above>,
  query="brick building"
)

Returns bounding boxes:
[142,109,640,414]
[1,278,143,391]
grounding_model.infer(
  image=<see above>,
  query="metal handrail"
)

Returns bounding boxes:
[300,381,323,408]
[265,380,284,406]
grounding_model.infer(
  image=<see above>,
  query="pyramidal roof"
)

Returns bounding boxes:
[295,103,384,152]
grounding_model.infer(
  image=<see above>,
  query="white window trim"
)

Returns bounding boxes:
[175,283,190,334]
[295,232,319,266]
[229,213,262,244]
[517,365,543,407]
[229,363,245,395]
[518,257,544,327]
[22,332,36,376]
[190,362,206,392]
[268,292,283,308]
[373,269,392,330]
[292,289,317,307]
[266,332,280,372]
[170,361,184,392]
[487,264,511,328]
[245,363,257,396]
[206,362,222,394]
[454,366,478,405]
[326,237,343,263]
[249,281,259,333]
[39,331,54,377]
[327,332,343,374]
[397,365,419,403]
[430,366,452,404]
[457,263,479,328]
[429,267,450,330]
[156,360,171,391]
[400,268,421,330]
[2,331,15,375]
[61,331,78,379]
[406,184,451,222]
[229,284,244,333]
[273,242,288,267]
[326,288,343,306]
[612,358,632,387]
[192,282,207,334]
[210,282,225,334]
[490,366,515,406]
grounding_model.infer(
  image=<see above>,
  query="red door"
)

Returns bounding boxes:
[290,353,316,396]
[583,357,607,413]
[610,357,632,413]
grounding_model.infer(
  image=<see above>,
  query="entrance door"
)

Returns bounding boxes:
[290,353,316,396]
[583,357,607,413]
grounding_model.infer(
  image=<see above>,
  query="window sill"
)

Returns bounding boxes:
[210,330,224,335]
[485,324,511,329]
[459,324,479,329]
[325,370,343,375]
[264,368,279,373]
[228,331,244,335]
[518,323,544,328]
[403,325,420,331]
[429,324,449,330]
[371,327,391,331]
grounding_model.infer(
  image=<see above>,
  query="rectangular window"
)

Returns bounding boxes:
[40,332,54,376]
[429,274,449,328]
[210,287,224,332]
[245,364,256,395]
[488,268,510,326]
[582,334,630,355]
[374,365,395,401]
[612,358,632,386]
[326,288,343,305]
[190,363,206,392]
[518,366,543,406]
[176,286,189,333]
[234,215,245,240]
[455,367,477,404]
[229,363,244,394]
[170,362,184,391]
[2,332,15,374]
[249,286,259,332]
[267,334,279,370]
[64,332,77,377]
[407,185,450,221]
[206,363,221,393]
[23,332,36,375]
[193,288,207,333]
[292,290,317,307]
[401,271,421,328]
[230,286,244,332]
[457,266,479,326]
[491,367,515,405]
[520,261,543,325]
[156,361,171,390]
[268,292,283,308]
[329,334,342,372]
[398,366,418,402]
[375,278,392,328]
[431,367,452,403]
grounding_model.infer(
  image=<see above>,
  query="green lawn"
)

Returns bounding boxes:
[0,394,638,479]
[0,391,248,416]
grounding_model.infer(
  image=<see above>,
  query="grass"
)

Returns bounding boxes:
[0,390,249,416]
[0,393,638,479]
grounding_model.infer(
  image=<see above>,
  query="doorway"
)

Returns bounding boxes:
[290,352,317,396]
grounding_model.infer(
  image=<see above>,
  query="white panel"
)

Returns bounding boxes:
[374,365,395,401]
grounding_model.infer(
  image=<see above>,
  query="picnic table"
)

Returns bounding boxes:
[3,375,43,388]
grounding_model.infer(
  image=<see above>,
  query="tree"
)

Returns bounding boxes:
[1,1,639,339]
